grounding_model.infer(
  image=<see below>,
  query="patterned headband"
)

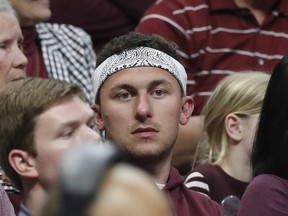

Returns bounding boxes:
[92,46,187,102]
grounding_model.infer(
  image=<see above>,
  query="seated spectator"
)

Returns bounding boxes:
[238,56,288,215]
[91,32,223,216]
[0,183,15,216]
[10,0,96,102]
[184,72,269,207]
[0,0,27,85]
[136,0,288,174]
[0,77,101,216]
[49,0,155,53]
[136,0,287,115]
[0,0,27,213]
[41,142,172,216]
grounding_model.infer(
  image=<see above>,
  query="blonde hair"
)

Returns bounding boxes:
[199,72,270,165]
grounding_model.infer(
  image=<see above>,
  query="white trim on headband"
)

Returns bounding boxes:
[92,46,187,101]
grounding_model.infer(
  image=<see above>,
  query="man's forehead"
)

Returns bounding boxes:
[103,66,179,87]
[92,46,187,102]
[36,96,91,121]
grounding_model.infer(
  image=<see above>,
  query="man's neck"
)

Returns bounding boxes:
[22,184,47,216]
[133,154,172,184]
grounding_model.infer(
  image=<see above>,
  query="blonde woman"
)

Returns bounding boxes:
[184,72,270,205]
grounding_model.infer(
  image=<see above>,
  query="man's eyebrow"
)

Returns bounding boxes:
[109,79,174,93]
[148,79,173,88]
[56,111,95,128]
[110,84,136,92]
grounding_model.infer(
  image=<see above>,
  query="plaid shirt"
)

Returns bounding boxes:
[36,23,96,103]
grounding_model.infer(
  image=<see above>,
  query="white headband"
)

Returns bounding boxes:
[92,46,187,101]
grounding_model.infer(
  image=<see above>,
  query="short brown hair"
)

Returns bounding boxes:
[0,77,85,190]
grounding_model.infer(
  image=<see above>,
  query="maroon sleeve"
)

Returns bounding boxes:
[238,175,288,216]
[0,185,15,216]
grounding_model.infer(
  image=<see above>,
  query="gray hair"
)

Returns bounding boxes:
[0,0,17,17]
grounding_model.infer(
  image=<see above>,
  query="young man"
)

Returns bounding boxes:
[0,77,101,216]
[92,32,223,216]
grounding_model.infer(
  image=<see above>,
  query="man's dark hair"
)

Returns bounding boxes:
[97,32,179,67]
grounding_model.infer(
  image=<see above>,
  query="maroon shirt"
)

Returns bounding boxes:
[22,26,49,78]
[164,167,223,216]
[184,164,249,204]
[0,184,15,216]
[49,0,155,53]
[238,174,288,216]
[136,0,288,114]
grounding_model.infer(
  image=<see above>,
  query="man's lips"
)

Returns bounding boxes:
[131,127,159,138]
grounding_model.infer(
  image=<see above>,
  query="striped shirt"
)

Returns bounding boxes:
[136,0,288,114]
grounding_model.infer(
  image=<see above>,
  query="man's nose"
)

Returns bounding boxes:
[135,94,152,121]
[13,46,28,70]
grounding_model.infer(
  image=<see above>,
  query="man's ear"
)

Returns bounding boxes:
[8,149,38,178]
[180,96,194,125]
[225,113,242,143]
[91,103,105,131]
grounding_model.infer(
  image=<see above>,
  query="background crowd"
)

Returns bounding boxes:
[0,0,288,215]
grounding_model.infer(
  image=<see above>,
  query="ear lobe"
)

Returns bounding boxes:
[91,103,105,131]
[225,113,242,143]
[8,149,38,178]
[180,96,194,125]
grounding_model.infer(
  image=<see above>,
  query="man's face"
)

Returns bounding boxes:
[11,0,51,26]
[33,96,101,189]
[95,67,193,161]
[0,12,27,86]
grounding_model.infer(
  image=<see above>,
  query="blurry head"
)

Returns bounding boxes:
[92,32,193,163]
[0,0,27,85]
[88,164,172,216]
[10,0,51,26]
[0,77,100,191]
[41,142,172,216]
[201,72,269,164]
[253,55,288,179]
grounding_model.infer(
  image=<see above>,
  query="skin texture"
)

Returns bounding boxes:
[10,0,51,26]
[94,66,193,182]
[9,96,101,215]
[0,12,27,86]
[221,113,260,182]
[28,96,101,189]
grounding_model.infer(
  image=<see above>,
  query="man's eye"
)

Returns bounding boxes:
[62,130,75,138]
[0,43,7,50]
[117,92,132,100]
[18,42,23,51]
[152,89,166,97]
